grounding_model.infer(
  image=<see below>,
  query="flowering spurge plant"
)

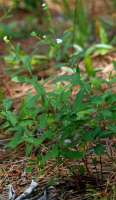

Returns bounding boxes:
[1,44,116,177]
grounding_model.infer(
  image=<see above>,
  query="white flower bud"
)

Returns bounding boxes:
[3,36,10,43]
[56,38,63,44]
[64,139,72,144]
[42,3,46,7]
[43,35,47,39]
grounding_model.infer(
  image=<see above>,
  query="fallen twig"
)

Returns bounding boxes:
[15,180,38,200]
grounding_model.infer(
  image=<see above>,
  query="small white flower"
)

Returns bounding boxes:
[3,36,7,41]
[43,35,47,39]
[42,3,46,7]
[56,38,63,44]
[3,36,9,43]
[64,139,72,144]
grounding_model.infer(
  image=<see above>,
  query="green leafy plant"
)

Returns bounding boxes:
[1,39,116,177]
[72,0,91,46]
[1,1,116,184]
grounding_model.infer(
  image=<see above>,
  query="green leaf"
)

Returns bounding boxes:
[85,44,112,56]
[22,55,32,74]
[19,94,38,119]
[83,132,95,142]
[99,23,108,44]
[25,143,33,156]
[61,150,84,160]
[77,108,95,120]
[69,51,84,67]
[31,76,46,98]
[73,88,85,111]
[3,99,13,110]
[19,120,34,127]
[110,77,116,84]
[11,75,46,98]
[24,130,53,147]
[84,55,95,77]
[41,146,59,164]
[11,75,32,84]
[90,96,104,106]
[108,125,116,134]
[25,167,33,173]
[24,135,43,146]
[39,114,47,128]
[91,78,105,89]
[94,144,105,156]
[6,133,23,149]
[73,0,90,45]
[31,31,37,37]
[100,110,112,119]
[2,111,17,126]
[54,74,81,86]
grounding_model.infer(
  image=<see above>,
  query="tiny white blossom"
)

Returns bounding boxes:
[3,36,9,43]
[43,35,47,39]
[56,38,63,44]
[3,36,7,40]
[64,139,72,144]
[42,3,46,7]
